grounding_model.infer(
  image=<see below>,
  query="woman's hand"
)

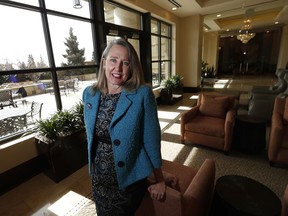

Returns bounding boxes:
[148,180,166,201]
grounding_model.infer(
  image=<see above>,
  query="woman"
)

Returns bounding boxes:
[82,38,165,216]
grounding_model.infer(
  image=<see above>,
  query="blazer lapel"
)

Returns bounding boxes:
[110,91,134,128]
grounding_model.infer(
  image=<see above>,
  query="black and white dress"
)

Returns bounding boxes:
[92,93,146,216]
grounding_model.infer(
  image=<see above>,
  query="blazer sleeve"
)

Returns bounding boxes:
[142,86,162,169]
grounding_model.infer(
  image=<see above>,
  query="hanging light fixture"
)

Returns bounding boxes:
[237,8,256,44]
[73,0,82,9]
[237,19,256,44]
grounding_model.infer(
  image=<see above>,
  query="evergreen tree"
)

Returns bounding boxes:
[37,55,48,68]
[27,54,36,69]
[60,27,86,78]
[62,27,85,67]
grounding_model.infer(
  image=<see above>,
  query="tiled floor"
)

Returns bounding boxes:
[0,73,278,215]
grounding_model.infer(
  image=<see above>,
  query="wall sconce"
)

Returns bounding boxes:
[73,0,82,9]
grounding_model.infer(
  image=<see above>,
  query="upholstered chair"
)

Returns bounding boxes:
[136,159,215,216]
[248,70,288,121]
[180,93,237,154]
[282,184,288,216]
[268,97,288,167]
[251,69,288,95]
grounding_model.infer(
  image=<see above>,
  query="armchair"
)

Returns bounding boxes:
[136,159,215,216]
[268,97,288,167]
[180,93,236,154]
[248,70,288,121]
[251,69,288,95]
[282,184,288,216]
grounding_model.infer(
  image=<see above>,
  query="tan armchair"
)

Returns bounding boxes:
[268,97,288,167]
[136,159,215,216]
[180,93,237,154]
[282,184,288,216]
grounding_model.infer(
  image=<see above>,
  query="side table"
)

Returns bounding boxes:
[233,114,266,154]
[211,175,281,216]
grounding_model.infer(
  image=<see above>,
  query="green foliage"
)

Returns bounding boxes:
[201,61,215,78]
[170,74,184,89]
[36,102,84,143]
[162,74,184,89]
[162,78,174,89]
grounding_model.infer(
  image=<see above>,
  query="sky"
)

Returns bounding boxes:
[0,0,93,68]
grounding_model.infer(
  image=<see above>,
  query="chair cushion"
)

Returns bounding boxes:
[185,115,225,137]
[199,94,230,118]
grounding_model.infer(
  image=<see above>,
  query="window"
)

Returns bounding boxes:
[0,6,48,69]
[104,1,141,30]
[48,15,94,67]
[0,1,97,142]
[151,18,172,87]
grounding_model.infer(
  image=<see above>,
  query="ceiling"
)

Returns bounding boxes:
[149,0,288,35]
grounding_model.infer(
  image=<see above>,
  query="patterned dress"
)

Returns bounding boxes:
[92,93,146,216]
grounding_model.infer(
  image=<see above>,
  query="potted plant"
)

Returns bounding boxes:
[35,101,87,182]
[201,61,215,79]
[160,77,174,104]
[36,102,84,142]
[170,74,184,95]
[160,74,184,105]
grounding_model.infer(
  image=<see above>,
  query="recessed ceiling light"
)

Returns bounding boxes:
[226,29,230,31]
[275,21,279,24]
[217,14,221,17]
[172,7,177,10]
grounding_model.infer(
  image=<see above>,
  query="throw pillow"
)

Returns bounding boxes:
[199,94,230,118]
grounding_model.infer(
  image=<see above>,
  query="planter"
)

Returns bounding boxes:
[160,88,173,104]
[36,130,88,183]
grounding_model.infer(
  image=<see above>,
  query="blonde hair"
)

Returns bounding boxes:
[92,38,146,94]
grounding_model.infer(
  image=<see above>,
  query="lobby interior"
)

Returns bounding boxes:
[1,0,288,215]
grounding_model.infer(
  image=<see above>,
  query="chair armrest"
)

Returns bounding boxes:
[282,184,288,216]
[248,98,274,121]
[224,109,236,152]
[268,113,284,160]
[136,186,182,216]
[180,106,200,143]
[183,159,215,216]
[181,105,200,124]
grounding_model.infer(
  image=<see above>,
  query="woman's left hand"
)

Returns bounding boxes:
[148,180,166,201]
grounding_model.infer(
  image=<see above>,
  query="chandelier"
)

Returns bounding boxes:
[237,18,256,44]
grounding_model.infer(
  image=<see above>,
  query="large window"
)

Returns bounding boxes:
[151,18,172,87]
[0,1,97,142]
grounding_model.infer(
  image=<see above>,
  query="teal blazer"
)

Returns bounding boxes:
[82,85,162,190]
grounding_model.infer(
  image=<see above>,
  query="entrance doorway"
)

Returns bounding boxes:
[218,28,282,76]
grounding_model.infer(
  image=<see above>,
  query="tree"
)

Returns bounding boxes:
[61,27,86,78]
[37,55,48,68]
[27,54,36,69]
[62,27,85,66]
